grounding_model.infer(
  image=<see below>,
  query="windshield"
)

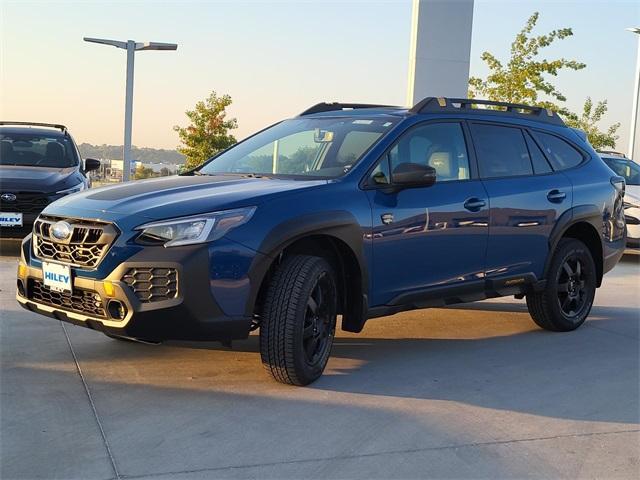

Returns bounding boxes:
[0,132,79,168]
[198,117,398,178]
[603,157,640,186]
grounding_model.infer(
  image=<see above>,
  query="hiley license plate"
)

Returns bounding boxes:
[0,212,22,227]
[42,262,72,293]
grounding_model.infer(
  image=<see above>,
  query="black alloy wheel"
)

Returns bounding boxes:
[556,255,589,318]
[527,238,596,332]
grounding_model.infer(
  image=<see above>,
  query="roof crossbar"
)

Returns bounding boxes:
[409,97,565,126]
[0,121,68,133]
[299,102,398,116]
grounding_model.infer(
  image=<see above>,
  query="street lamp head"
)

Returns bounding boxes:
[84,37,178,51]
[627,27,640,35]
[136,42,178,51]
[83,37,128,49]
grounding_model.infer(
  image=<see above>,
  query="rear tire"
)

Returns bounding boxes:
[259,254,337,386]
[526,238,596,332]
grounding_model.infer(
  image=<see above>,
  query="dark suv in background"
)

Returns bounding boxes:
[0,122,100,239]
[16,98,626,385]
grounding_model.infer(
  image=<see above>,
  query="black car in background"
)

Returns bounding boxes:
[0,122,100,239]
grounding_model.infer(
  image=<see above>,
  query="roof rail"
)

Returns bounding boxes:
[299,102,398,116]
[0,121,68,133]
[409,97,565,126]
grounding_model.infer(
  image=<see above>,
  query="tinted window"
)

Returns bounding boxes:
[524,131,552,174]
[384,122,470,183]
[0,133,78,168]
[533,132,584,171]
[470,124,533,178]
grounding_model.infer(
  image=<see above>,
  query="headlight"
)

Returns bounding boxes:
[135,206,256,247]
[56,182,86,195]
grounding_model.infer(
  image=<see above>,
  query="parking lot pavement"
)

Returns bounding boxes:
[1,247,638,480]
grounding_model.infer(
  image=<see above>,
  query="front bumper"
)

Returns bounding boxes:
[17,239,256,342]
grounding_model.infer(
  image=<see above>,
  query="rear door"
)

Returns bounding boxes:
[468,122,572,281]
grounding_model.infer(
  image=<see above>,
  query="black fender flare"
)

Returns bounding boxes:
[543,204,604,283]
[245,211,368,331]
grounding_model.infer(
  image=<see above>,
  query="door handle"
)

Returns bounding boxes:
[547,189,566,203]
[464,197,486,212]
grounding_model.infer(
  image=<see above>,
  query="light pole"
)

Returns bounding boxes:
[83,38,178,181]
[628,28,640,160]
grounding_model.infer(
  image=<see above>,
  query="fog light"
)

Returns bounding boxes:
[107,300,127,320]
[103,281,115,297]
[17,263,27,278]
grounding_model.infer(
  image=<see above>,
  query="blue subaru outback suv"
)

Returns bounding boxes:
[17,97,626,385]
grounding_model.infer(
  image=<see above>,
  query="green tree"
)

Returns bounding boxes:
[469,12,619,148]
[174,91,238,170]
[133,164,156,180]
[564,98,620,150]
[469,12,585,113]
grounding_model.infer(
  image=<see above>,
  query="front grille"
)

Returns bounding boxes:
[33,216,118,269]
[0,192,49,214]
[28,279,106,318]
[122,267,178,302]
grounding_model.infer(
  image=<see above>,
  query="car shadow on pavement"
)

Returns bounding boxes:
[49,302,639,426]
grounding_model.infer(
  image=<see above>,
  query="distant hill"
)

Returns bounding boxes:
[78,143,185,165]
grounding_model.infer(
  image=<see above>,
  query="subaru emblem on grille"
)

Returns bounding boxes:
[1,193,17,202]
[51,221,73,242]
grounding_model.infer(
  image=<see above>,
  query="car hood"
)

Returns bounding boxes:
[0,165,79,192]
[45,175,328,221]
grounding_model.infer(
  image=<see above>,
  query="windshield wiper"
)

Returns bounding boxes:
[238,173,265,178]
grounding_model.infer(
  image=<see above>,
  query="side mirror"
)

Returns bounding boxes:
[392,163,437,189]
[84,158,100,172]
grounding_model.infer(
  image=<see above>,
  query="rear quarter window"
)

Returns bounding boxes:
[533,131,584,171]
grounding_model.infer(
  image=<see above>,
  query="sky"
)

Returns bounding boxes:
[1,0,639,153]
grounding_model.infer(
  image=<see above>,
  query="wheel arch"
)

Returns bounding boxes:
[545,205,604,287]
[248,211,368,333]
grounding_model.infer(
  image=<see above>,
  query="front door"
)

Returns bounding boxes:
[365,121,489,306]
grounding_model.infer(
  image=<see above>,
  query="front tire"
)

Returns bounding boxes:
[526,238,597,332]
[260,255,337,386]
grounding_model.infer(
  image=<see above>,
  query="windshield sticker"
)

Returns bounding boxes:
[352,120,373,125]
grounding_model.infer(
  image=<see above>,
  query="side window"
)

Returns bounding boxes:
[374,122,470,184]
[524,131,553,174]
[533,131,584,171]
[336,131,382,165]
[370,155,391,185]
[470,124,533,178]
